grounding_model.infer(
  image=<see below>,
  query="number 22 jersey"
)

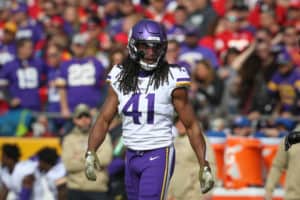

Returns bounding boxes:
[107,65,190,150]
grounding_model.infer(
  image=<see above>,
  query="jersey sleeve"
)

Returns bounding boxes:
[169,65,191,95]
[106,65,122,95]
[56,61,69,86]
[92,58,105,80]
[46,161,66,185]
[0,62,13,84]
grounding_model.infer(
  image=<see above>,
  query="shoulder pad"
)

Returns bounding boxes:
[169,64,180,68]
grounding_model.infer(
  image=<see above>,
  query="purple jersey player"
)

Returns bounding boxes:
[268,49,300,114]
[178,27,219,69]
[11,3,44,45]
[0,38,44,111]
[85,19,214,200]
[55,34,106,118]
[0,22,17,66]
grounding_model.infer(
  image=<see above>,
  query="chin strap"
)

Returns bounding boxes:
[139,59,158,71]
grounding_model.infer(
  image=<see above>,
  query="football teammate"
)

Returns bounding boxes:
[85,19,214,200]
[0,146,66,200]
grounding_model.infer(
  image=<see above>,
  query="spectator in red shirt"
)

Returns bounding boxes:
[259,9,281,36]
[248,0,286,28]
[83,15,112,59]
[0,1,11,29]
[211,0,235,17]
[281,26,300,66]
[214,8,253,57]
[144,0,175,29]
[285,1,300,35]
[78,0,99,24]
[28,0,42,20]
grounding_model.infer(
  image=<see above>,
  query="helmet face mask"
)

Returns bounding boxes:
[136,41,164,63]
[128,19,167,71]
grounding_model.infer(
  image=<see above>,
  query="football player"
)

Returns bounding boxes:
[85,19,214,199]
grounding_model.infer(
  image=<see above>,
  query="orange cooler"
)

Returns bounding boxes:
[224,136,263,189]
[208,137,226,183]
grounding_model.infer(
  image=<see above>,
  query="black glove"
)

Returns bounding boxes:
[285,131,300,151]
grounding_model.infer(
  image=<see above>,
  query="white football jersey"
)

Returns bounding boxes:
[1,160,37,197]
[107,65,190,150]
[0,159,66,200]
[32,160,66,200]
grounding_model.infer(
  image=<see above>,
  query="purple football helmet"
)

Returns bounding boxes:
[128,19,168,71]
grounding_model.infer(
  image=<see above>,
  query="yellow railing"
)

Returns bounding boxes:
[0,137,62,160]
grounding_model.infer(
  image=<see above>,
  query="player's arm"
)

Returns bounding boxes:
[87,85,118,152]
[19,175,34,200]
[55,78,70,118]
[172,87,214,193]
[0,63,9,87]
[58,88,69,115]
[56,181,67,200]
[172,88,206,166]
[0,184,8,200]
[85,85,118,181]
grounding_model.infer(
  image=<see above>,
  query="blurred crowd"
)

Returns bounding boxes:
[0,0,300,138]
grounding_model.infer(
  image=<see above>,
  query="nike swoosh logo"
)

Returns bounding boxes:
[149,156,159,161]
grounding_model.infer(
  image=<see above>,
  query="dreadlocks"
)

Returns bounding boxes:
[117,56,170,94]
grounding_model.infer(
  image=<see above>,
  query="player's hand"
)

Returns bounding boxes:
[85,150,101,181]
[199,162,214,194]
